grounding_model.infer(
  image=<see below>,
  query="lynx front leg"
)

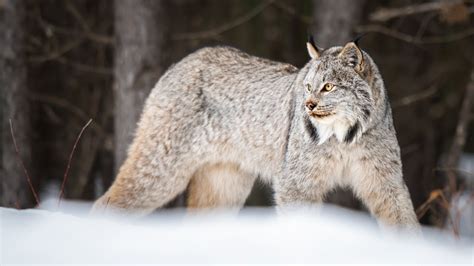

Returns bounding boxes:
[274,169,337,212]
[350,157,420,230]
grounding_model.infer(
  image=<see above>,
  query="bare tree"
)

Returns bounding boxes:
[311,0,366,47]
[0,0,34,207]
[114,0,168,172]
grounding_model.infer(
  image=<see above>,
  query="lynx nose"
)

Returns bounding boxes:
[305,99,317,111]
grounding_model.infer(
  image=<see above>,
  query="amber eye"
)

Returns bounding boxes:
[323,83,334,92]
[305,84,312,92]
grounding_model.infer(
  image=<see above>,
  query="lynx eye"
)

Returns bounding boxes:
[305,83,312,92]
[323,83,334,92]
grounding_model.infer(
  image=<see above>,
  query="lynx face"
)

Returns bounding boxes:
[303,41,375,144]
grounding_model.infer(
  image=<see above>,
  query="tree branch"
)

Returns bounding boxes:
[393,85,437,108]
[271,1,312,24]
[445,69,474,194]
[356,25,474,45]
[28,38,85,62]
[28,93,106,137]
[369,0,465,22]
[173,0,276,40]
[54,57,113,75]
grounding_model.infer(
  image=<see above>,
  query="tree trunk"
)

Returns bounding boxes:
[311,0,366,47]
[0,0,33,208]
[311,0,367,210]
[114,0,168,172]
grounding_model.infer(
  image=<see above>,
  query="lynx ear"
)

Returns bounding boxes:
[338,42,364,73]
[306,35,320,59]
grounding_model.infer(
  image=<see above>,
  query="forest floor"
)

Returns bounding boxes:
[0,202,472,264]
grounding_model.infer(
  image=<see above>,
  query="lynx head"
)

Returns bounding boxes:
[302,36,383,145]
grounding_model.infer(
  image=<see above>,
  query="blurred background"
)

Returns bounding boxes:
[0,0,473,235]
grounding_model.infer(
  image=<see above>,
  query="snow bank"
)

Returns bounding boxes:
[0,203,472,264]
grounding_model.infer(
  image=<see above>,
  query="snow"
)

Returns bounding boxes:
[1,202,472,264]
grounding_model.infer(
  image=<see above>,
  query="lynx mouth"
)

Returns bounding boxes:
[309,111,334,119]
[314,113,332,118]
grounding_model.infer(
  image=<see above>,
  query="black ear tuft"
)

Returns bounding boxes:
[306,33,321,59]
[307,34,320,53]
[351,33,366,47]
[308,35,316,48]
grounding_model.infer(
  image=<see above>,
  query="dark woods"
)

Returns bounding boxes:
[0,0,473,235]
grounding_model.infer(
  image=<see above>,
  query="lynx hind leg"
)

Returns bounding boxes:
[187,163,256,211]
[92,168,190,217]
[91,145,193,217]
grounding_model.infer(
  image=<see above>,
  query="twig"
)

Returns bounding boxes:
[103,197,111,214]
[356,25,474,45]
[415,12,437,40]
[9,119,40,206]
[28,2,113,45]
[29,11,112,45]
[15,198,21,209]
[29,93,90,123]
[393,85,438,108]
[29,93,106,137]
[64,0,113,44]
[65,0,91,32]
[54,57,113,75]
[433,167,474,177]
[416,189,445,219]
[28,38,85,63]
[57,119,93,207]
[401,143,420,156]
[271,1,312,24]
[173,0,276,40]
[416,189,460,236]
[370,1,464,22]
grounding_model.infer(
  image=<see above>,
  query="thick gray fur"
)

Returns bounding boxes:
[93,44,419,229]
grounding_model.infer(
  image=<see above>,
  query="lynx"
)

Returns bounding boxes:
[93,38,419,229]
